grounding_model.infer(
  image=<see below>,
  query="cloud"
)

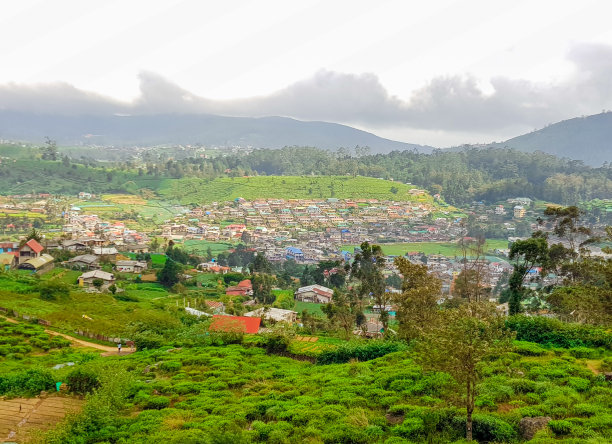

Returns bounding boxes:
[1,42,612,136]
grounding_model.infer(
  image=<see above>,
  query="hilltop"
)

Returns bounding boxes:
[499,112,612,166]
[0,111,431,154]
[158,176,439,205]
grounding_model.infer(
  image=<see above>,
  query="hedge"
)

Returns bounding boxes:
[316,341,406,365]
[506,315,612,349]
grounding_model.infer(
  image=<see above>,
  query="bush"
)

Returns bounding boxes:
[548,419,573,435]
[159,361,182,373]
[317,341,406,365]
[66,368,100,394]
[133,332,166,350]
[568,347,600,359]
[452,414,516,443]
[506,315,612,349]
[394,417,425,439]
[0,369,55,396]
[514,340,548,356]
[144,396,170,410]
[39,280,70,301]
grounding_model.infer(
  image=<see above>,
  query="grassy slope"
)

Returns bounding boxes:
[159,176,435,205]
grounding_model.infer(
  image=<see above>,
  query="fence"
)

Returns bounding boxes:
[0,306,129,344]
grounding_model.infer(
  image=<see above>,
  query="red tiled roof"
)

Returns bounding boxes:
[24,239,44,254]
[209,315,260,334]
[205,300,224,309]
[237,279,252,288]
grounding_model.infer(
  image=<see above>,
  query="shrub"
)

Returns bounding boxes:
[452,414,516,443]
[548,419,573,435]
[159,361,182,373]
[133,332,166,350]
[514,340,548,356]
[39,280,70,301]
[394,417,425,439]
[600,357,612,372]
[317,341,405,365]
[506,315,612,349]
[0,369,55,396]
[568,347,600,359]
[66,368,100,394]
[144,396,170,410]
[566,377,590,392]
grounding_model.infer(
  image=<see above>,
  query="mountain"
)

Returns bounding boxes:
[499,112,612,166]
[0,111,432,153]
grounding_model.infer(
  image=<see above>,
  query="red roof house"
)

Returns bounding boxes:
[18,239,44,264]
[209,315,261,334]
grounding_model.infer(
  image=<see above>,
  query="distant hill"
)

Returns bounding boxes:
[499,112,612,166]
[0,111,431,154]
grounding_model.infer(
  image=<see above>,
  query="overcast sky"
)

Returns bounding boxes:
[2,0,612,146]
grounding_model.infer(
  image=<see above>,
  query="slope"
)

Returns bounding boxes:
[500,112,612,166]
[0,111,432,154]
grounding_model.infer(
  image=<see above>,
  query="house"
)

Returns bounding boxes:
[0,242,18,254]
[209,315,261,334]
[17,254,54,274]
[62,240,89,252]
[294,284,334,304]
[67,254,100,270]
[115,260,147,273]
[0,253,17,270]
[225,279,253,296]
[354,320,384,338]
[92,246,118,263]
[204,300,225,314]
[245,307,297,323]
[78,270,115,288]
[18,239,44,264]
[123,244,149,254]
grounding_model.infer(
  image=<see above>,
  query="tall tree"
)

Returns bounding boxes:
[508,238,549,314]
[157,258,181,288]
[350,242,390,331]
[393,257,441,341]
[322,288,357,339]
[416,303,513,441]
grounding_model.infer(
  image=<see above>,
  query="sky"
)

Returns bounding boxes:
[1,0,612,146]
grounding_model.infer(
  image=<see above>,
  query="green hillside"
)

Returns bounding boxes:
[159,176,431,204]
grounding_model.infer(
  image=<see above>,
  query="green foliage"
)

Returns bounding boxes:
[144,396,170,410]
[0,369,55,396]
[514,340,549,356]
[39,279,70,300]
[317,341,405,364]
[506,315,612,348]
[548,419,574,435]
[66,368,101,394]
[157,258,181,288]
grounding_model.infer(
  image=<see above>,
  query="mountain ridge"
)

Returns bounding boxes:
[0,111,432,154]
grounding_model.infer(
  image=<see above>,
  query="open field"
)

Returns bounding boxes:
[294,301,325,316]
[0,395,85,443]
[181,240,235,256]
[342,239,509,257]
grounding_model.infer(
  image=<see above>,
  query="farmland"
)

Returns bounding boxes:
[158,176,439,205]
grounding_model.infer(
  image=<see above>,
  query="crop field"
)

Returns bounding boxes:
[181,240,234,256]
[159,176,434,205]
[342,239,509,257]
[294,301,325,316]
[288,336,338,356]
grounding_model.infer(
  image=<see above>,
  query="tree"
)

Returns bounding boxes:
[39,280,70,301]
[251,253,272,274]
[252,273,276,304]
[157,258,181,288]
[350,242,390,331]
[322,288,357,339]
[41,136,58,161]
[149,238,160,253]
[393,257,441,341]
[508,237,549,314]
[20,228,43,247]
[416,302,513,441]
[455,237,489,303]
[92,278,104,290]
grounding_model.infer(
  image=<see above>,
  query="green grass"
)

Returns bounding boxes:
[294,301,325,316]
[181,240,234,255]
[159,175,436,204]
[342,239,509,257]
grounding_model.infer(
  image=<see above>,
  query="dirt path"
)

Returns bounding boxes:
[3,317,134,356]
[0,395,85,443]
